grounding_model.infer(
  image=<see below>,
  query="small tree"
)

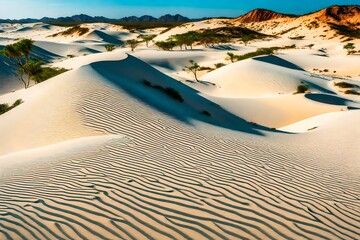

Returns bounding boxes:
[242,35,251,46]
[226,52,239,63]
[138,34,156,47]
[105,44,115,52]
[0,38,35,88]
[126,39,142,52]
[344,43,355,55]
[155,41,177,51]
[184,60,201,82]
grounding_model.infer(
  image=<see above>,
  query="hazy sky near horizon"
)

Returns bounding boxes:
[0,0,359,19]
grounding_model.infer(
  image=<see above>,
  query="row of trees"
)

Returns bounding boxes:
[121,31,254,52]
[0,39,67,89]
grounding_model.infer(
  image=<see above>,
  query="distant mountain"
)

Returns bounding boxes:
[314,5,360,25]
[232,5,359,24]
[232,9,292,23]
[0,14,190,23]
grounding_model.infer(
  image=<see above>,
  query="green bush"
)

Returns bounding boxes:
[234,45,296,62]
[344,90,360,95]
[31,67,68,83]
[0,99,23,115]
[201,110,211,117]
[105,44,116,52]
[296,84,309,94]
[334,81,358,88]
[143,80,183,102]
[214,63,226,69]
[155,41,177,51]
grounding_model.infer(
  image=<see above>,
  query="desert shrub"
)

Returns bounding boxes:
[51,25,90,37]
[142,80,183,102]
[236,48,275,61]
[334,81,358,88]
[0,99,23,115]
[289,36,305,40]
[329,23,360,39]
[170,26,268,50]
[296,83,309,94]
[201,110,211,117]
[164,88,183,102]
[343,43,356,55]
[67,54,75,58]
[105,44,116,52]
[126,39,142,52]
[155,41,177,51]
[234,45,296,62]
[31,67,68,83]
[143,79,151,87]
[344,90,360,95]
[214,63,226,69]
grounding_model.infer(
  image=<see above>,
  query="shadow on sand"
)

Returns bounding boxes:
[253,55,305,71]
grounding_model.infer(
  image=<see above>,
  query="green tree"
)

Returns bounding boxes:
[126,39,142,52]
[0,38,35,88]
[226,52,239,63]
[184,60,201,82]
[344,43,355,55]
[155,41,177,51]
[105,44,116,52]
[138,34,156,47]
[242,35,251,46]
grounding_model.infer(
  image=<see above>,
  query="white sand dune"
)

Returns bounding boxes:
[0,19,360,240]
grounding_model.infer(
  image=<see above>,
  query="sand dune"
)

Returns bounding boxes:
[0,17,359,240]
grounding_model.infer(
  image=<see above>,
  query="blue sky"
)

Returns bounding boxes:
[0,0,359,19]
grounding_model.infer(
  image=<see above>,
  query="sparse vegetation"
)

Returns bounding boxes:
[115,22,184,31]
[201,110,211,117]
[334,81,358,88]
[329,23,360,39]
[184,60,201,81]
[50,25,90,37]
[226,52,238,63]
[164,27,268,50]
[305,44,315,49]
[105,44,116,52]
[126,39,142,52]
[0,99,23,115]
[295,83,309,94]
[241,35,251,46]
[343,43,356,55]
[289,36,305,40]
[31,66,68,83]
[214,63,226,69]
[344,90,360,95]
[138,34,157,47]
[155,41,177,51]
[142,80,183,102]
